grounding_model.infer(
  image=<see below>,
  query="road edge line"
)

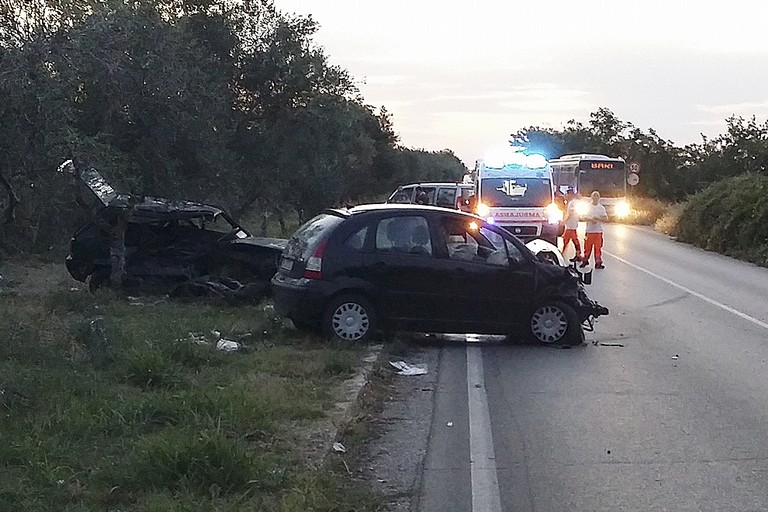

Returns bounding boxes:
[604,250,768,331]
[467,345,502,512]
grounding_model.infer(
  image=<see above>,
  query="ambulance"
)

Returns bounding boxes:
[473,152,563,245]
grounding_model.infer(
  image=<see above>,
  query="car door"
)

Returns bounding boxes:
[361,214,447,326]
[435,215,536,333]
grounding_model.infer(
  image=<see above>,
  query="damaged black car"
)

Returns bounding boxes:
[61,160,285,299]
[272,204,608,344]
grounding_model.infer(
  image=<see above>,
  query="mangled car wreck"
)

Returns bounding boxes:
[60,160,285,300]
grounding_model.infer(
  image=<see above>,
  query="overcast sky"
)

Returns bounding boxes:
[275,0,768,166]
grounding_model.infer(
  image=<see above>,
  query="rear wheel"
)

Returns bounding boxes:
[529,300,583,345]
[322,294,376,343]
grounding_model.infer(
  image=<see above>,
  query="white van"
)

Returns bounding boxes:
[473,153,563,245]
[386,182,474,211]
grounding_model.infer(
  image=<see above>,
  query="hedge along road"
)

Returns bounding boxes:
[416,224,768,512]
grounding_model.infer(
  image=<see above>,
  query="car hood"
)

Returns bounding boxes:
[232,237,288,251]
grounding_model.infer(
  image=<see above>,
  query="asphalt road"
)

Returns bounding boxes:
[416,224,768,512]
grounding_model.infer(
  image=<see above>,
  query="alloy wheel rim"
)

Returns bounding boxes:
[331,302,370,341]
[531,305,568,343]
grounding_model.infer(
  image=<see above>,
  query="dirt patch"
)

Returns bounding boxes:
[0,258,79,297]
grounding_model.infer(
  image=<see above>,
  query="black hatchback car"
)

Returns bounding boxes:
[271,204,608,345]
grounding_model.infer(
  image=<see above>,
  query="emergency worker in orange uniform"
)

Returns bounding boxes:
[561,189,582,262]
[580,191,608,269]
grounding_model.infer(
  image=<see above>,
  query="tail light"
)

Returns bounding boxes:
[303,240,327,280]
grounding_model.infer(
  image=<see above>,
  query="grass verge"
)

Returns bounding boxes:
[0,275,382,511]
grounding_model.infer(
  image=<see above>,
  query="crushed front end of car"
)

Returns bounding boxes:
[534,262,609,331]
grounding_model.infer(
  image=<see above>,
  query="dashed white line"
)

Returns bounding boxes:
[604,250,768,331]
[466,345,502,512]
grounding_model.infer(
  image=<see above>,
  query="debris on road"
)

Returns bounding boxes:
[671,354,679,360]
[598,342,625,347]
[446,421,454,427]
[332,442,347,453]
[389,361,428,376]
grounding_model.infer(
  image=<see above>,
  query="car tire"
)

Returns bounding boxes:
[529,300,583,346]
[322,294,377,343]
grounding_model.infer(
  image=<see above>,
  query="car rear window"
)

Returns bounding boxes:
[285,213,344,260]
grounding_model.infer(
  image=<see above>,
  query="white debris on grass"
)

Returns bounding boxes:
[389,360,428,376]
[177,330,243,352]
[216,338,241,353]
[332,442,347,453]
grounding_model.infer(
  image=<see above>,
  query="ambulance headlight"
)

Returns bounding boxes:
[545,203,563,224]
[476,202,491,217]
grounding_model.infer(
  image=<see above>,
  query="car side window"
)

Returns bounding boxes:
[436,188,457,208]
[389,187,413,203]
[344,226,368,251]
[375,216,433,256]
[441,218,509,267]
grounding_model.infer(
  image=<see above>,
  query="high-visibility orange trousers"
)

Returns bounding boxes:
[583,232,603,265]
[562,228,582,257]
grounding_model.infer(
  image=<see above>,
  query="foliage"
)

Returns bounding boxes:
[0,285,379,510]
[511,109,768,203]
[0,0,466,254]
[676,173,768,265]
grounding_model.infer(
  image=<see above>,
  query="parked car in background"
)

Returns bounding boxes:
[387,182,474,211]
[271,204,608,344]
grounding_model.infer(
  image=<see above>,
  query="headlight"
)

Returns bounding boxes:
[574,200,590,217]
[614,200,630,218]
[476,202,491,217]
[545,203,563,224]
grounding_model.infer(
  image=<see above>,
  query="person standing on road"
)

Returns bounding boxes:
[580,191,608,269]
[562,189,583,263]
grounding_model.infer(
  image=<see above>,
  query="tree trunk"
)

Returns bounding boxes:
[0,169,20,225]
[108,210,129,287]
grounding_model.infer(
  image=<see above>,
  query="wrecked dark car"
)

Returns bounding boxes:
[271,204,608,344]
[61,160,285,299]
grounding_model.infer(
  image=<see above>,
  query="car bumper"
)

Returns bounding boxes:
[271,274,328,325]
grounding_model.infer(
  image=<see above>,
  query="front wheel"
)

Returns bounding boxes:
[529,300,583,346]
[322,294,377,343]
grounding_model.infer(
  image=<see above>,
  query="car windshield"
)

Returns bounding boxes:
[480,178,552,207]
[579,169,626,197]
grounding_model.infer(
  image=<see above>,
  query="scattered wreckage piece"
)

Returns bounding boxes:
[60,159,286,299]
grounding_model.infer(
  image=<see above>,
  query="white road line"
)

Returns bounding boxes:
[466,345,502,512]
[604,250,768,331]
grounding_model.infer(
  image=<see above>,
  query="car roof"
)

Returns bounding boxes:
[327,203,481,218]
[397,182,472,188]
[109,195,225,218]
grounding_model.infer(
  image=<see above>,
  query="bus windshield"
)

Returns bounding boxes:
[579,169,625,198]
[479,178,552,208]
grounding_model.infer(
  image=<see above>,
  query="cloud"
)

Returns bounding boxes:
[696,101,768,116]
